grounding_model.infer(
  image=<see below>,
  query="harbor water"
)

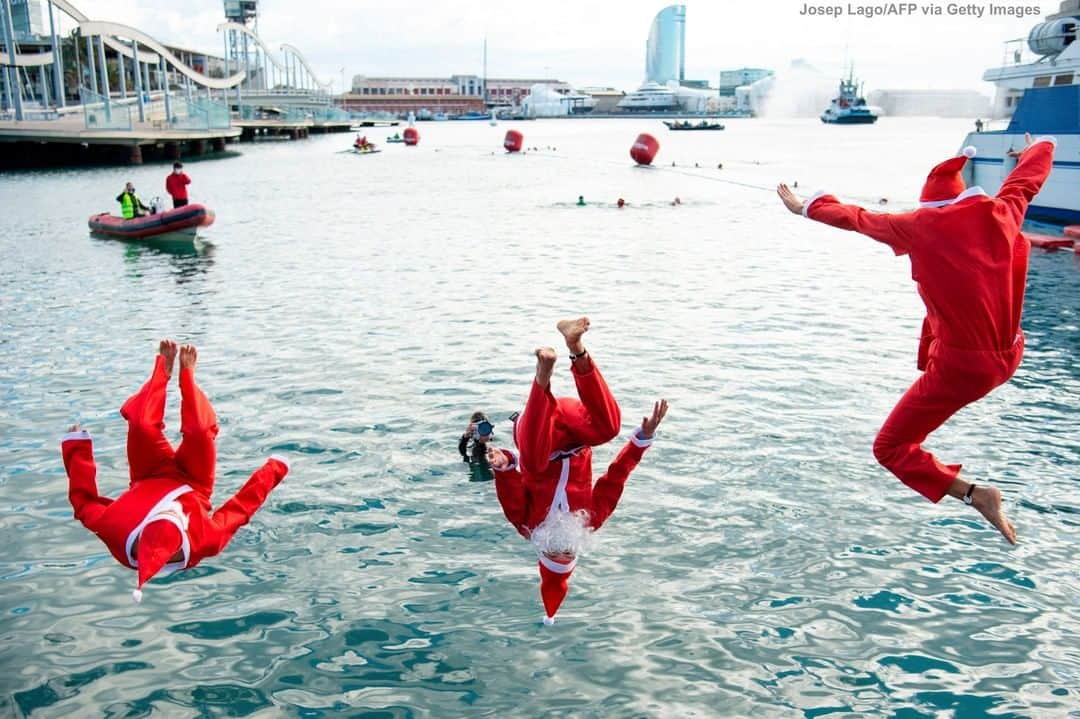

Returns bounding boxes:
[1,118,1078,717]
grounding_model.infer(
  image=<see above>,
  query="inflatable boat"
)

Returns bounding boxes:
[88,204,215,240]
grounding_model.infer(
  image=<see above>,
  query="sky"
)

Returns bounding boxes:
[43,0,1061,95]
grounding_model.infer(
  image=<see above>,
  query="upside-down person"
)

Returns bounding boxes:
[776,132,1056,545]
[485,317,669,624]
[61,340,290,602]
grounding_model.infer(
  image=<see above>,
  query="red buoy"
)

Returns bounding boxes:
[403,127,420,146]
[630,133,659,166]
[504,129,524,153]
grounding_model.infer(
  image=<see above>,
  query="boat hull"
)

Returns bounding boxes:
[961,131,1080,224]
[821,114,878,124]
[88,204,214,241]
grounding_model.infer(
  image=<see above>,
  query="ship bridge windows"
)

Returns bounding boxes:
[1033,75,1051,87]
[1053,73,1074,85]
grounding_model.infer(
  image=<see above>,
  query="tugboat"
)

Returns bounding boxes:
[820,69,878,124]
[959,0,1079,224]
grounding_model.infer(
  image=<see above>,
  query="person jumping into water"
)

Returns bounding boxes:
[486,317,668,623]
[62,340,290,601]
[776,132,1056,544]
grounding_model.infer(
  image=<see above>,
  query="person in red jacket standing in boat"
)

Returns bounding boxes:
[165,162,191,209]
[62,340,290,602]
[485,317,669,624]
[776,132,1056,545]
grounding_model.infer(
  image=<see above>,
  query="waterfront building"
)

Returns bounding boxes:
[340,75,571,115]
[9,0,44,39]
[646,5,686,85]
[718,68,773,97]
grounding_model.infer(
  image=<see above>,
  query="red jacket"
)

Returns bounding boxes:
[62,430,288,572]
[165,172,191,201]
[493,429,654,538]
[803,138,1055,368]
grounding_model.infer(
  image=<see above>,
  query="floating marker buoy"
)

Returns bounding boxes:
[504,129,524,153]
[630,133,659,166]
[403,127,420,146]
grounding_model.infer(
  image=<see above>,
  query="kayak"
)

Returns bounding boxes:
[88,204,214,240]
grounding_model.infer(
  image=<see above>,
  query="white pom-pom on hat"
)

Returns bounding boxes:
[132,588,143,603]
[962,145,977,158]
[543,616,555,626]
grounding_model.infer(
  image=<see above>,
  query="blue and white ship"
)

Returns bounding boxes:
[961,0,1079,224]
[820,71,878,124]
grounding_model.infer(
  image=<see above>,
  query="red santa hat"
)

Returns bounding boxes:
[132,520,182,603]
[919,146,977,208]
[538,554,577,625]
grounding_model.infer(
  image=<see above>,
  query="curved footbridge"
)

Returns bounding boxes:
[0,0,349,166]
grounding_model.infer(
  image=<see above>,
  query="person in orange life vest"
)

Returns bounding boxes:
[485,316,669,623]
[776,132,1056,545]
[61,340,290,602]
[165,162,191,209]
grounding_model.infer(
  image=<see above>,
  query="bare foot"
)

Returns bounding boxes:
[535,347,557,388]
[557,317,590,355]
[159,339,178,376]
[971,485,1016,545]
[68,423,80,432]
[178,344,197,374]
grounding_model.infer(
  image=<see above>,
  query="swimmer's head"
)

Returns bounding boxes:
[617,198,625,208]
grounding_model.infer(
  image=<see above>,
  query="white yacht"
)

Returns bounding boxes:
[617,81,680,111]
[960,0,1079,224]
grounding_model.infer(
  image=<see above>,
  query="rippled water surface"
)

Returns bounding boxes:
[1,118,1078,718]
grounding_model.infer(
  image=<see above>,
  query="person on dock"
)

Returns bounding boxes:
[165,162,192,209]
[776,132,1057,545]
[61,340,290,602]
[116,182,151,219]
[485,317,668,624]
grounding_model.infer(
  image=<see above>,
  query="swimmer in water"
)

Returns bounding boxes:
[617,198,626,208]
[486,317,668,624]
[61,340,289,602]
[577,195,586,206]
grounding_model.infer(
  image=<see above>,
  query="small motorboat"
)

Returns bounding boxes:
[663,120,725,131]
[385,134,405,143]
[88,204,214,241]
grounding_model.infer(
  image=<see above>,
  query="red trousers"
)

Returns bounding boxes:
[873,335,1024,502]
[119,355,219,504]
[515,360,621,475]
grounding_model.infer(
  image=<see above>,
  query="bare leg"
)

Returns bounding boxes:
[174,345,219,499]
[535,346,557,389]
[946,479,1016,545]
[121,340,178,484]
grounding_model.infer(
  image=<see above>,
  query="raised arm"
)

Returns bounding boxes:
[997,134,1056,226]
[778,183,917,256]
[489,447,531,539]
[590,400,667,530]
[207,456,289,555]
[61,426,112,528]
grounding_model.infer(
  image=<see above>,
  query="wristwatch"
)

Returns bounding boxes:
[963,484,976,505]
[569,349,588,361]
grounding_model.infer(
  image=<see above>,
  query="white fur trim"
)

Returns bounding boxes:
[538,552,577,574]
[962,145,976,158]
[543,616,555,626]
[132,589,143,603]
[631,428,654,448]
[919,186,988,208]
[125,486,193,573]
[268,455,290,471]
[62,430,91,442]
[802,190,828,218]
[1031,136,1057,149]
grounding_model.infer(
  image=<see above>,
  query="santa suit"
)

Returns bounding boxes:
[493,427,654,540]
[494,359,622,535]
[62,355,289,578]
[801,137,1055,502]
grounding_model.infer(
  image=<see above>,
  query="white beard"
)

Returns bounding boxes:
[529,509,594,557]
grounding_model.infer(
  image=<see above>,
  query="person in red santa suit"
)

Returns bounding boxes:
[776,132,1057,545]
[485,317,669,624]
[62,340,290,602]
